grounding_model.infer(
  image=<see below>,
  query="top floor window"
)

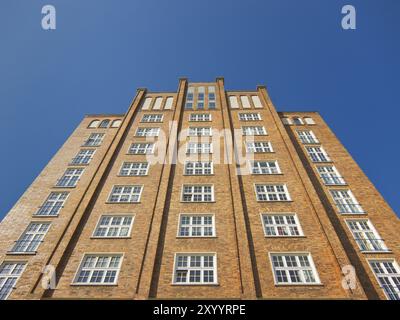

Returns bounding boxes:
[208,86,216,109]
[293,117,304,125]
[99,119,110,128]
[88,120,100,128]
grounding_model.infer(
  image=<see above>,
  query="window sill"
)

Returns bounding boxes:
[105,201,141,204]
[182,174,215,176]
[32,214,59,218]
[180,201,216,204]
[274,283,323,287]
[90,236,132,240]
[264,235,306,239]
[251,173,284,176]
[116,174,149,177]
[176,236,217,239]
[361,250,392,254]
[53,186,77,189]
[7,251,37,256]
[70,283,118,287]
[257,200,293,203]
[171,283,219,286]
[339,212,367,215]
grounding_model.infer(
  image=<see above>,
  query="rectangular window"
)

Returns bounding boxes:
[208,86,216,109]
[71,149,95,165]
[245,142,273,153]
[181,185,214,202]
[135,127,160,137]
[330,189,364,214]
[189,113,211,122]
[369,260,400,300]
[281,117,292,125]
[297,130,319,144]
[73,254,123,285]
[229,96,239,109]
[240,96,251,108]
[255,184,291,201]
[84,133,104,147]
[93,216,134,238]
[262,214,303,237]
[188,127,212,136]
[317,166,346,185]
[141,97,152,110]
[346,219,387,252]
[119,162,149,176]
[242,126,267,136]
[164,97,174,110]
[108,185,143,203]
[270,253,320,284]
[0,262,26,300]
[251,95,263,108]
[184,161,213,175]
[304,117,316,125]
[35,192,69,216]
[197,87,205,109]
[153,97,163,110]
[128,143,154,154]
[56,168,84,188]
[250,161,281,174]
[178,215,215,237]
[306,146,330,162]
[141,114,163,123]
[173,254,217,284]
[239,113,262,121]
[187,143,212,154]
[11,222,50,253]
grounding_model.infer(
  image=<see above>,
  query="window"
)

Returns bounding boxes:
[185,87,194,109]
[189,113,211,122]
[153,97,163,110]
[197,87,205,109]
[0,262,26,300]
[141,97,152,110]
[181,185,214,202]
[119,162,149,176]
[178,215,215,237]
[184,161,213,175]
[141,114,163,123]
[84,133,104,147]
[188,127,212,136]
[293,117,304,125]
[281,117,292,125]
[239,113,262,121]
[251,95,263,108]
[330,189,364,214]
[229,96,239,109]
[128,143,154,154]
[306,146,330,162]
[108,185,143,203]
[255,184,291,201]
[135,127,160,137]
[270,253,320,284]
[262,214,303,237]
[88,120,100,128]
[99,119,110,128]
[297,130,319,144]
[111,119,122,128]
[208,86,216,109]
[35,192,69,216]
[173,254,217,284]
[187,143,212,154]
[245,142,273,153]
[304,117,316,125]
[316,166,346,185]
[250,161,281,174]
[240,96,251,108]
[11,222,50,253]
[164,97,174,110]
[56,168,84,188]
[73,254,123,285]
[369,260,400,300]
[93,216,134,238]
[346,220,387,252]
[71,149,95,165]
[242,126,267,136]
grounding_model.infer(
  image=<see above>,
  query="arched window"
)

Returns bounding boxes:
[88,120,100,128]
[99,119,110,128]
[293,117,303,125]
[111,119,122,128]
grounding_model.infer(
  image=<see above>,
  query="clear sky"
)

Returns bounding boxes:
[0,0,399,220]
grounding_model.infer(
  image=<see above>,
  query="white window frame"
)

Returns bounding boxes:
[293,117,304,125]
[345,219,388,252]
[281,117,292,125]
[269,253,321,285]
[10,222,51,253]
[72,254,124,285]
[92,215,135,238]
[184,161,213,175]
[35,192,69,216]
[107,185,143,203]
[188,127,212,137]
[0,261,27,300]
[128,143,154,154]
[186,143,213,154]
[304,117,316,125]
[242,126,267,136]
[83,133,104,147]
[330,189,364,214]
[119,162,149,176]
[141,114,163,123]
[260,213,303,237]
[316,165,346,185]
[189,113,211,122]
[297,130,319,144]
[172,253,218,285]
[71,149,96,165]
[181,185,214,202]
[135,127,160,137]
[249,161,281,175]
[177,214,216,238]
[245,141,273,153]
[239,113,262,121]
[255,184,291,202]
[55,168,84,188]
[368,259,400,300]
[306,146,331,162]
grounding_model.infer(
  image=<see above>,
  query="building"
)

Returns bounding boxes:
[0,78,399,300]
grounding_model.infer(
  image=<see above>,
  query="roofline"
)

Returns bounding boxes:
[278,111,320,114]
[85,114,125,118]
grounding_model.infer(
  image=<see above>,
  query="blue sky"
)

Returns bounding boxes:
[0,0,399,220]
